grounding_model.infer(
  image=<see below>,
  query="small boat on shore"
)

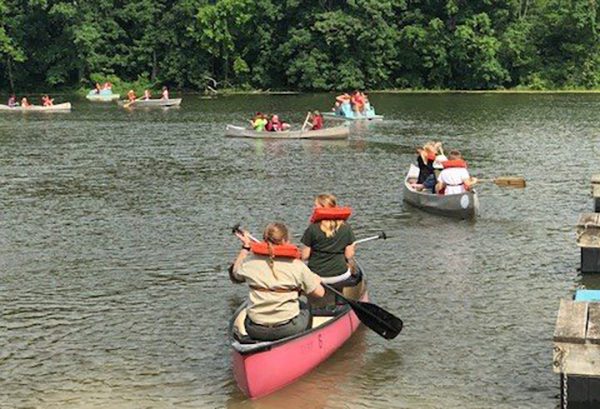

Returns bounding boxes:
[0,102,72,112]
[117,98,182,108]
[323,112,384,121]
[230,267,368,399]
[403,164,479,219]
[225,124,350,140]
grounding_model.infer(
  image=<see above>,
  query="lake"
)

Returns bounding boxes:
[1,93,597,408]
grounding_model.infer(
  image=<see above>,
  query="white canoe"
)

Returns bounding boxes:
[225,124,350,140]
[323,112,384,121]
[402,164,479,219]
[118,98,182,108]
[0,102,72,112]
[86,93,120,102]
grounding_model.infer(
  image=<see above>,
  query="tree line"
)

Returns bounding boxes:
[1,0,599,92]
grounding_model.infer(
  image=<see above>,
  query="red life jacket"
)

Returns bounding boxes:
[250,242,301,259]
[442,159,468,169]
[310,207,352,223]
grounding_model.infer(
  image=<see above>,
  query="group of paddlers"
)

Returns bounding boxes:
[127,86,169,102]
[250,111,323,132]
[332,91,373,115]
[231,193,357,341]
[91,82,113,94]
[410,141,478,195]
[7,94,54,108]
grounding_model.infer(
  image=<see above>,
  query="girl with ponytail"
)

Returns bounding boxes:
[231,222,325,341]
[301,194,356,286]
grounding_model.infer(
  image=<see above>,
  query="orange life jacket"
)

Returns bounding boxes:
[442,159,468,169]
[310,207,352,223]
[250,242,301,259]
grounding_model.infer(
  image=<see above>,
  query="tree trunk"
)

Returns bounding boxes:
[6,56,14,93]
[151,50,158,82]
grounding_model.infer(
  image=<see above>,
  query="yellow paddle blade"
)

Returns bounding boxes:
[493,176,526,188]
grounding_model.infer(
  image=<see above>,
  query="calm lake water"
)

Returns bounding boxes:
[1,93,599,409]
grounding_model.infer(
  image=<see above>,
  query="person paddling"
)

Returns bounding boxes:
[310,110,324,130]
[127,90,136,102]
[41,95,53,107]
[161,86,169,100]
[301,194,356,286]
[435,150,478,195]
[231,222,325,341]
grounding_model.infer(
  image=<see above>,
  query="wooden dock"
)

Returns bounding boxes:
[592,174,600,212]
[553,295,600,408]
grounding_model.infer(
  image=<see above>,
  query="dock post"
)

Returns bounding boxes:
[576,213,600,273]
[553,294,600,408]
[592,175,600,212]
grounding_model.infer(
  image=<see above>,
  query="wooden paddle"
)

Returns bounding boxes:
[300,112,311,132]
[123,97,140,108]
[478,176,526,188]
[231,224,403,340]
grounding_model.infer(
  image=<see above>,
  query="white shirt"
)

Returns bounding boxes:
[438,167,470,195]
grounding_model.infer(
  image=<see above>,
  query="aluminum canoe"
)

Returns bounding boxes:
[0,102,72,112]
[225,124,350,139]
[230,268,367,399]
[402,164,479,219]
[117,98,182,108]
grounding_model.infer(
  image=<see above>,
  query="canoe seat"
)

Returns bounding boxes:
[311,315,334,328]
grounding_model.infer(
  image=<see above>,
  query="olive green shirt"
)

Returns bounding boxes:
[301,223,355,277]
[233,255,321,325]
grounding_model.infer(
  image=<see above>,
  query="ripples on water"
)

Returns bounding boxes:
[0,94,596,408]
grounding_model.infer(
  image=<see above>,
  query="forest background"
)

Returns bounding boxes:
[0,0,598,93]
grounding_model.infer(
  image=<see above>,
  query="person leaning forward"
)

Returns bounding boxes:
[230,222,325,341]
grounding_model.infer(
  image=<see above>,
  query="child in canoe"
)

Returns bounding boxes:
[231,223,325,341]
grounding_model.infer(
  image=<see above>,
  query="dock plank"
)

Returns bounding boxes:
[554,300,588,343]
[587,303,600,344]
[553,342,600,376]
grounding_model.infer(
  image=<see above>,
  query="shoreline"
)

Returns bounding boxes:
[7,88,600,97]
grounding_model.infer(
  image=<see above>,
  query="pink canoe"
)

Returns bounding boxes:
[230,277,368,399]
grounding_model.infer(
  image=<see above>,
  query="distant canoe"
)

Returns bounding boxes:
[225,124,350,140]
[0,102,72,112]
[117,98,182,108]
[323,112,384,121]
[86,93,120,102]
[402,164,479,219]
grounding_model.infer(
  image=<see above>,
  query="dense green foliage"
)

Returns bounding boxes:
[2,0,600,91]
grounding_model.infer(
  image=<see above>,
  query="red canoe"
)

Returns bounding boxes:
[230,274,368,399]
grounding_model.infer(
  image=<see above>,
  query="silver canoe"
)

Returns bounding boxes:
[322,112,384,121]
[402,164,479,219]
[0,102,72,112]
[225,124,350,140]
[86,93,120,102]
[118,98,182,108]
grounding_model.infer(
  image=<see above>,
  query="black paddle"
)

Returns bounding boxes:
[231,224,403,340]
[322,283,403,340]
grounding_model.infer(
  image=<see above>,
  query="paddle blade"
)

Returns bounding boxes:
[348,299,403,339]
[494,176,526,188]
